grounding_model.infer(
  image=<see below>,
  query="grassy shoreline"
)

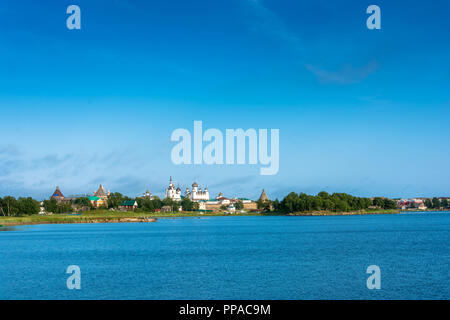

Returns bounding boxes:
[287,209,400,216]
[0,208,409,227]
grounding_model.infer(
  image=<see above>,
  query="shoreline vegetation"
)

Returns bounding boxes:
[2,208,449,227]
[1,190,448,227]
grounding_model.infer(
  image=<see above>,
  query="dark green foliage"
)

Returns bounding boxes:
[17,197,40,215]
[137,196,180,212]
[372,197,385,208]
[43,199,58,213]
[257,199,272,211]
[136,196,163,212]
[0,196,40,216]
[432,197,441,209]
[180,197,199,211]
[272,199,281,211]
[235,200,244,210]
[382,198,397,209]
[372,197,396,209]
[0,196,19,216]
[161,197,180,211]
[278,191,375,213]
[74,197,93,208]
[107,192,132,209]
[42,198,73,214]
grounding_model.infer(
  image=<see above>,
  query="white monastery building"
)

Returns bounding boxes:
[164,177,210,202]
[185,181,210,201]
[164,177,182,201]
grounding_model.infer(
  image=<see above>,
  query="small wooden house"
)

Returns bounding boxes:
[120,200,138,211]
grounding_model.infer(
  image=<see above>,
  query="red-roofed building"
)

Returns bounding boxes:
[51,186,65,201]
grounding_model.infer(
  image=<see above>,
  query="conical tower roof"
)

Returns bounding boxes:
[95,184,107,197]
[51,186,64,199]
[259,189,269,201]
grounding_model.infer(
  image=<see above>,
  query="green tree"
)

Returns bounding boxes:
[43,199,58,213]
[372,197,384,208]
[277,192,374,214]
[0,196,19,216]
[17,197,40,215]
[382,198,397,209]
[58,201,74,213]
[151,197,162,210]
[322,199,335,211]
[107,192,125,209]
[318,191,330,199]
[334,199,349,212]
[235,200,244,211]
[432,197,441,209]
[181,197,198,211]
[137,198,155,212]
[425,198,432,208]
[441,198,449,208]
[257,199,271,211]
[0,198,4,216]
[272,199,281,212]
[162,198,180,212]
[74,197,93,209]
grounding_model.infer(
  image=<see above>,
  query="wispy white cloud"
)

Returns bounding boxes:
[242,1,380,85]
[305,61,379,84]
[0,145,151,199]
[243,0,302,52]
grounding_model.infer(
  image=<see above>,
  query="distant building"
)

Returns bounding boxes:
[185,181,209,201]
[91,184,109,207]
[139,190,157,199]
[259,189,269,201]
[197,192,256,211]
[88,196,106,208]
[51,186,65,202]
[39,201,46,215]
[165,177,210,202]
[165,177,182,201]
[396,198,426,210]
[120,200,138,211]
[94,184,109,200]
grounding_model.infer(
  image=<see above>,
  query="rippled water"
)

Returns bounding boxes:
[0,213,448,299]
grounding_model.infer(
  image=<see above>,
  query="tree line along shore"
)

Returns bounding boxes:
[1,190,446,227]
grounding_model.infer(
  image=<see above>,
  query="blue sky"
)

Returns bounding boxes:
[0,0,449,200]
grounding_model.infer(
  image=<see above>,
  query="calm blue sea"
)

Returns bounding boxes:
[0,213,448,300]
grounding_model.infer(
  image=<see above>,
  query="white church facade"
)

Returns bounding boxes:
[185,181,209,201]
[164,177,182,201]
[164,177,209,202]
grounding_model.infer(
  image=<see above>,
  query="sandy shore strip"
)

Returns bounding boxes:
[0,217,157,227]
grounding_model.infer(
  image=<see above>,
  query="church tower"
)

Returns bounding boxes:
[51,186,65,201]
[165,177,181,201]
[259,189,269,201]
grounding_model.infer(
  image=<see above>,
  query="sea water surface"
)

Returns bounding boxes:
[0,213,448,300]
